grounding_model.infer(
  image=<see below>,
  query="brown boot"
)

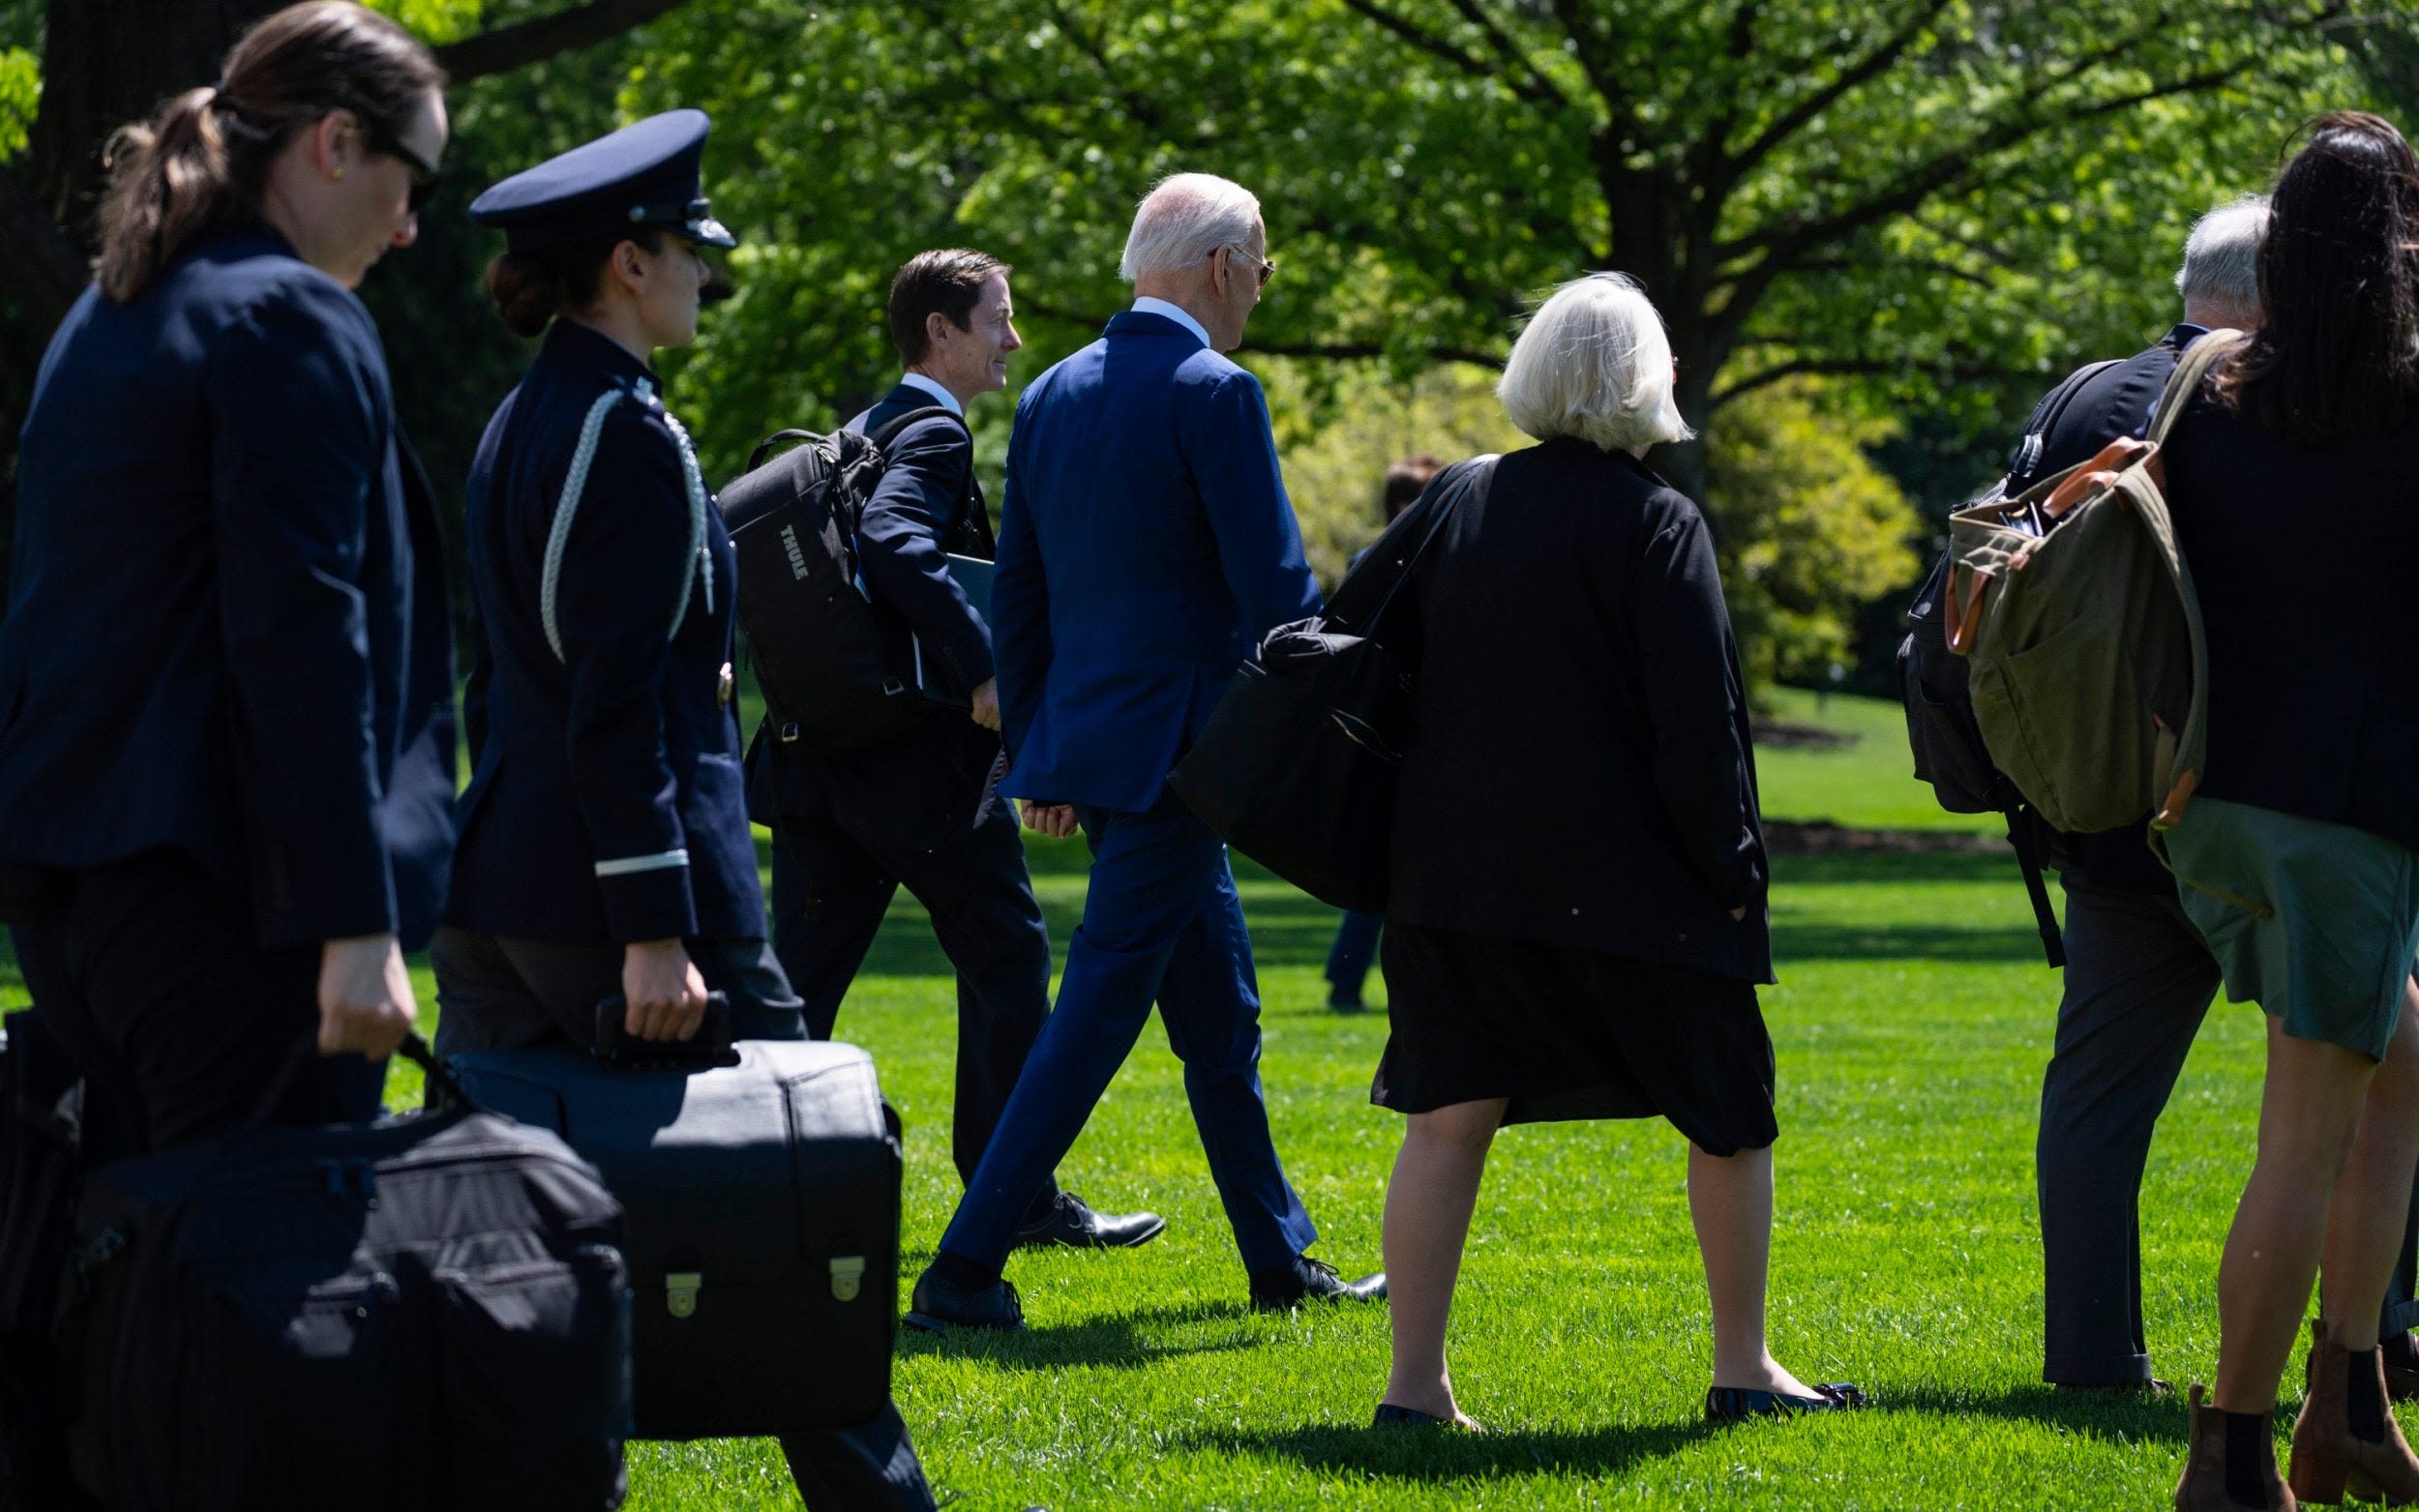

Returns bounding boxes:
[2289,1318,2419,1504]
[2178,1382,2295,1510]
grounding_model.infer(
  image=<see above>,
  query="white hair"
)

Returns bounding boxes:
[1119,173,1262,283]
[1497,273,1692,453]
[2175,194,2271,312]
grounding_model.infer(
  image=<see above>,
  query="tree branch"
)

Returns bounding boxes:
[1709,354,2032,410]
[1337,0,1567,111]
[1442,0,1574,112]
[433,0,695,82]
[1721,0,1954,183]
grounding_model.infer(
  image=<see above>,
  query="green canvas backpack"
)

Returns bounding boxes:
[1943,330,2246,842]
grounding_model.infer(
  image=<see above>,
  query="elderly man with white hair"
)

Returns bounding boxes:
[904,172,1386,1332]
[1360,272,1857,1431]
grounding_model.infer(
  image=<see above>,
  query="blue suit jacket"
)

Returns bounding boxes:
[448,321,760,943]
[744,383,1000,846]
[0,230,457,948]
[994,311,1319,813]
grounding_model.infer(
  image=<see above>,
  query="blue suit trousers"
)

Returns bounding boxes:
[938,791,1317,1274]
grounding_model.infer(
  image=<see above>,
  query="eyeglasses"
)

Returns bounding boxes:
[1220,243,1275,288]
[353,123,445,213]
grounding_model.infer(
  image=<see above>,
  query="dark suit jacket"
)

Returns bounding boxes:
[994,311,1320,812]
[745,382,1001,848]
[2021,323,2205,893]
[2165,380,2419,855]
[0,230,457,948]
[1385,440,1773,982]
[448,321,760,943]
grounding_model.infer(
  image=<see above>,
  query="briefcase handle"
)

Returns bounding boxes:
[250,1028,485,1125]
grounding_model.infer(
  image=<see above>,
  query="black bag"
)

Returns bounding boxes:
[443,1039,901,1438]
[1169,457,1493,912]
[58,1036,632,1512]
[719,409,994,756]
[1895,359,2116,969]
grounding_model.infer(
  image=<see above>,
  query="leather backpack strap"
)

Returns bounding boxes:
[2145,329,2247,449]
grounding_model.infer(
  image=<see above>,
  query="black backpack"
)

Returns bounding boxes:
[719,408,996,756]
[1896,358,2117,968]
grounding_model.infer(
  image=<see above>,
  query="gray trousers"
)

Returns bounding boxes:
[2038,876,2419,1384]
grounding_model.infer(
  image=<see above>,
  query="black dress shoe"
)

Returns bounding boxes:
[1704,1381,1867,1423]
[1248,1256,1387,1312]
[1011,1192,1166,1251]
[1327,986,1364,1012]
[902,1266,1024,1333]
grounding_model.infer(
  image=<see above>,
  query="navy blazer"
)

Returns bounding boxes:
[993,311,1319,813]
[0,230,457,948]
[744,382,1000,846]
[449,321,760,943]
[1386,442,1772,981]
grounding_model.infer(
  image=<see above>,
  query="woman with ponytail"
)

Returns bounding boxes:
[0,1,453,1148]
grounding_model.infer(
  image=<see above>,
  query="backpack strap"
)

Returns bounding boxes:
[2005,358,2123,489]
[539,378,715,666]
[2144,328,2244,448]
[863,404,995,558]
[2003,806,2067,968]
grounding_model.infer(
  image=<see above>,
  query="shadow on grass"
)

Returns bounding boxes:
[1877,1382,2192,1446]
[1176,1418,1710,1484]
[897,1298,1270,1373]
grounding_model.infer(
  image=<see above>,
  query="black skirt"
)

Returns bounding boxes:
[1371,922,1778,1155]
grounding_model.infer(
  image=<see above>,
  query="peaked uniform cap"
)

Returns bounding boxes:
[469,108,738,252]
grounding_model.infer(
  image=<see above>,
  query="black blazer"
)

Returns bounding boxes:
[2165,380,2419,854]
[0,230,457,948]
[745,382,1001,849]
[1386,439,1773,982]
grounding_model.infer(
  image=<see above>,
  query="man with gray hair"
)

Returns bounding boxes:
[902,172,1386,1331]
[2009,193,2406,1398]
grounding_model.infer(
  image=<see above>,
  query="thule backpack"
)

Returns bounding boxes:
[718,408,995,756]
[1943,330,2243,848]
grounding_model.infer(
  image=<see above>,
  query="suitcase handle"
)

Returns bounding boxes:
[250,1029,486,1124]
[591,993,738,1067]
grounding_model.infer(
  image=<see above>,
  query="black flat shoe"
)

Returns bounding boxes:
[1704,1381,1867,1423]
[902,1267,1025,1333]
[1371,1403,1482,1432]
[1011,1191,1167,1251]
[1249,1256,1387,1311]
[1327,987,1364,1012]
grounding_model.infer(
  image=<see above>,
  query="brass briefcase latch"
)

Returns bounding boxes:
[667,1270,702,1319]
[829,1256,865,1303]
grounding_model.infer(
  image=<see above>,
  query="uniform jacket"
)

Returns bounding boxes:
[993,311,1320,813]
[744,382,1001,848]
[0,230,457,948]
[449,320,760,943]
[1385,440,1774,982]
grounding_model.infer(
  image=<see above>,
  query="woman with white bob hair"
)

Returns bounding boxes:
[1365,273,1861,1430]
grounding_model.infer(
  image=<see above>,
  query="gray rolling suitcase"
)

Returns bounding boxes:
[444,1039,901,1437]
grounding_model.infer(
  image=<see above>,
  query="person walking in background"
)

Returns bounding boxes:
[905,172,1385,1331]
[429,112,933,1511]
[0,4,455,1491]
[1366,274,1858,1432]
[2161,112,2419,1510]
[747,249,1160,1253]
[1324,452,1443,1013]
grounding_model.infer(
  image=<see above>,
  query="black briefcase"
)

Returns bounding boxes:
[59,1037,632,1512]
[444,1039,901,1437]
[1170,457,1492,912]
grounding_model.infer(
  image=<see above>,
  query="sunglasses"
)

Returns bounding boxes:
[1220,243,1276,289]
[355,123,445,213]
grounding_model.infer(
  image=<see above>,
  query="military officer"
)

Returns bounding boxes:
[430,110,934,1512]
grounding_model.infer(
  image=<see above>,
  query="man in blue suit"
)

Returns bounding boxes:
[747,249,1159,1251]
[907,174,1386,1330]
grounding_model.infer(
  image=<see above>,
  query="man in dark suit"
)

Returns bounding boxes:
[747,250,1159,1251]
[905,175,1385,1331]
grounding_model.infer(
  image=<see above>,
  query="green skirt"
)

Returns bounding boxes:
[2166,797,2419,1062]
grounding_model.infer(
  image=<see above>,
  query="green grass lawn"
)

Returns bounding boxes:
[0,693,2324,1507]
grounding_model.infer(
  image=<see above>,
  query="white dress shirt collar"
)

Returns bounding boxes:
[1130,296,1210,349]
[896,371,963,417]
